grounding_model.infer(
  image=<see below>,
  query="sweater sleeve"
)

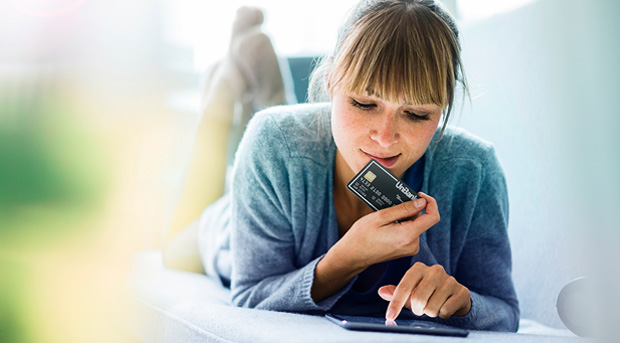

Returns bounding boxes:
[441,145,520,331]
[229,112,353,313]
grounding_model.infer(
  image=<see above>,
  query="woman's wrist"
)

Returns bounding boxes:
[311,244,367,302]
[323,243,368,278]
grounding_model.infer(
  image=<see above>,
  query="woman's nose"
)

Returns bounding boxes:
[369,112,399,148]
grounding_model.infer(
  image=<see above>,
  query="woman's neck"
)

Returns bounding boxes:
[333,150,371,232]
[334,150,354,187]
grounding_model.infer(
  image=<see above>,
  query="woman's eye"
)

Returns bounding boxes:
[350,99,376,110]
[405,111,431,121]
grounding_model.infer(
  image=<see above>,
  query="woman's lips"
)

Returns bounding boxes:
[363,151,401,168]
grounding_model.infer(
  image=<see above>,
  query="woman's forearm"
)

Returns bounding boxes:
[311,243,367,303]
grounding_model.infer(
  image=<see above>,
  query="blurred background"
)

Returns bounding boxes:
[0,0,618,342]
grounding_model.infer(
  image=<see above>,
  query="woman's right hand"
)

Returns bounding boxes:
[338,192,440,270]
[311,192,440,302]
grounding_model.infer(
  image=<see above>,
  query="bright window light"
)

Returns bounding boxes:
[161,0,358,72]
[161,0,541,72]
[457,0,539,23]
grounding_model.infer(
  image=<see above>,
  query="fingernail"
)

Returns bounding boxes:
[386,308,396,320]
[414,198,425,208]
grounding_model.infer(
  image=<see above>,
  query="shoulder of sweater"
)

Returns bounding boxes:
[245,103,334,166]
[430,126,497,165]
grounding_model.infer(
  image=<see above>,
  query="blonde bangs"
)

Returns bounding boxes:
[330,3,459,110]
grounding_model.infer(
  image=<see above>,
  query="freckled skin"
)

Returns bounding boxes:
[330,86,442,180]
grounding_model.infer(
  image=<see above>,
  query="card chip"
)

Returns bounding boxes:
[364,171,377,183]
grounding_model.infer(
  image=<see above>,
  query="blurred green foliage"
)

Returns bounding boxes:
[0,124,69,206]
[0,95,108,248]
[0,92,110,342]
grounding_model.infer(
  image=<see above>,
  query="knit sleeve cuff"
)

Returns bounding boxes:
[300,254,358,312]
[440,290,518,332]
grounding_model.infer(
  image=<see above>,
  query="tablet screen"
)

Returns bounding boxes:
[325,313,469,337]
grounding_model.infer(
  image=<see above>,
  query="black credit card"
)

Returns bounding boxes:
[346,159,419,211]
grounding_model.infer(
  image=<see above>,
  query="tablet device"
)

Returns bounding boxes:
[325,314,469,337]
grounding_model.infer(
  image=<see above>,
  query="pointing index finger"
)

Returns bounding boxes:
[385,271,424,320]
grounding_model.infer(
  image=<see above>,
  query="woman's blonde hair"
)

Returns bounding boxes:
[309,0,467,138]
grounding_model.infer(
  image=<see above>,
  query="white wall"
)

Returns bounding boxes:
[454,0,620,332]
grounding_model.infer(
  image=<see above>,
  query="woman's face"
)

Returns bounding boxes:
[330,85,442,179]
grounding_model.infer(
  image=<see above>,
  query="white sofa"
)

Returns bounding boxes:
[128,250,578,343]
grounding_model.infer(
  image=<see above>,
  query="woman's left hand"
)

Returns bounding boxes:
[378,262,472,320]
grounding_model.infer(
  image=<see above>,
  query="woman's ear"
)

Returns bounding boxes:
[326,75,331,90]
[326,72,333,99]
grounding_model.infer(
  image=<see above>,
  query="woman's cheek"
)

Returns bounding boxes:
[414,120,440,146]
[333,109,358,144]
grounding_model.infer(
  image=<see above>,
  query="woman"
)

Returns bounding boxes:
[165,0,519,332]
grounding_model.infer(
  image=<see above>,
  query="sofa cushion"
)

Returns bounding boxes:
[128,250,578,343]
